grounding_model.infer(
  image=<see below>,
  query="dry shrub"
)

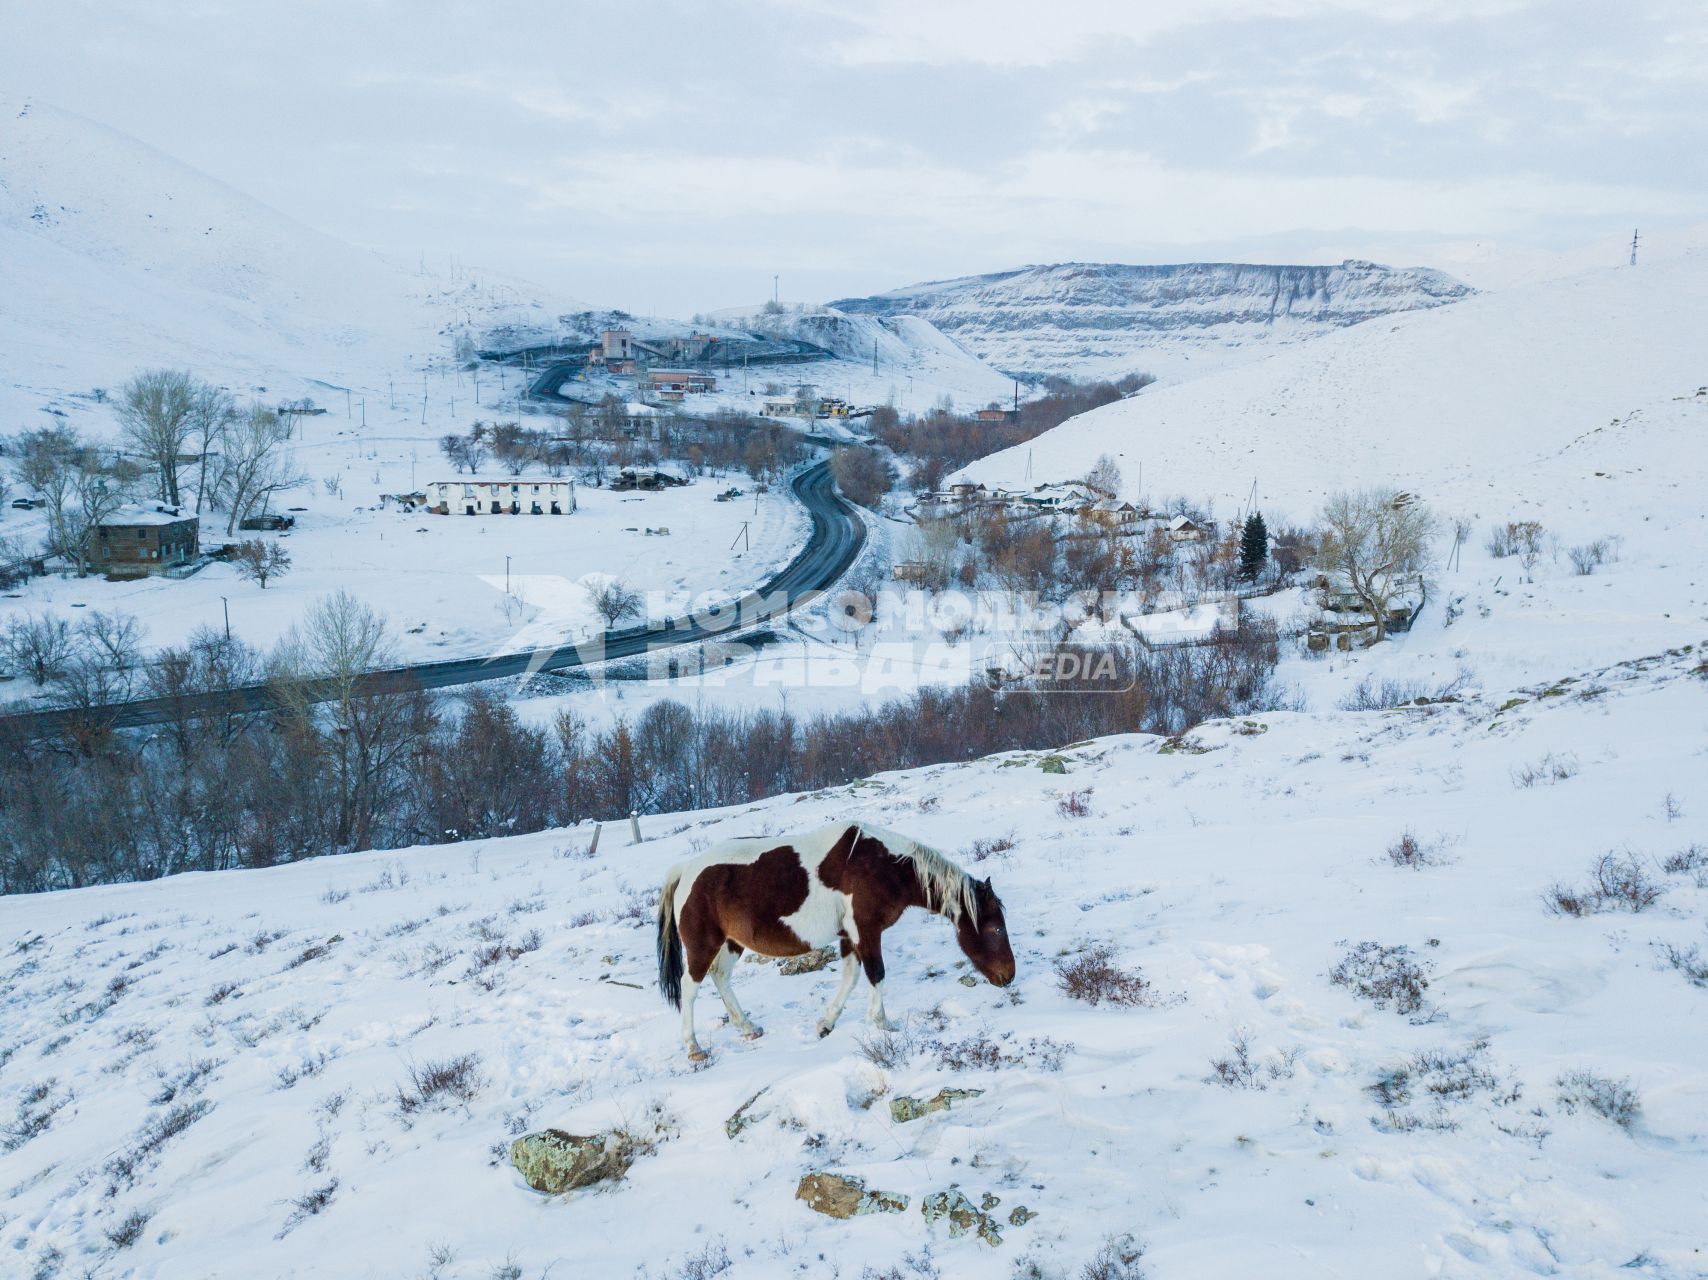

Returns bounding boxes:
[1386,830,1443,868]
[1546,853,1665,916]
[965,831,1017,862]
[1208,1029,1298,1090]
[1056,789,1093,819]
[395,1054,483,1117]
[1081,1233,1146,1280]
[1329,942,1433,1017]
[1655,942,1708,988]
[933,1031,1067,1072]
[1055,945,1155,1007]
[1556,1070,1640,1129]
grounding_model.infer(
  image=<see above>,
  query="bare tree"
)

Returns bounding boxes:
[187,383,236,512]
[75,611,147,672]
[232,538,292,588]
[270,591,426,850]
[1317,489,1439,644]
[2,613,76,684]
[218,404,303,535]
[117,369,200,506]
[1084,453,1122,497]
[23,429,141,576]
[585,578,644,630]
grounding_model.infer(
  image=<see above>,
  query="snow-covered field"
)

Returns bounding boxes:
[3,639,1705,1279]
[0,474,806,669]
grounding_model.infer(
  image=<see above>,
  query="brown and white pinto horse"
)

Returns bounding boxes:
[656,821,1015,1059]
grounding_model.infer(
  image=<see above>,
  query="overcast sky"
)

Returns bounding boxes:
[5,0,1704,316]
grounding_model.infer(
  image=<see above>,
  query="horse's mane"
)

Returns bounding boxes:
[857,824,977,925]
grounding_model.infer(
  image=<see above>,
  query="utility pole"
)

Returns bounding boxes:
[505,555,511,596]
[730,521,750,552]
[1630,228,1640,266]
[872,340,878,376]
[773,274,779,306]
[220,596,230,641]
[345,388,352,419]
[360,397,366,428]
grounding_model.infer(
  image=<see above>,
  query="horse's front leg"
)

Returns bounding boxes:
[816,942,860,1038]
[860,940,897,1032]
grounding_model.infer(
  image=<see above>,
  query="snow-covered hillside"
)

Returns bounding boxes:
[0,94,581,428]
[830,260,1474,382]
[0,95,1010,431]
[957,241,1708,534]
[702,302,1014,410]
[3,642,1705,1279]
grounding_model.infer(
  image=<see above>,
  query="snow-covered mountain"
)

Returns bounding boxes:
[831,260,1475,382]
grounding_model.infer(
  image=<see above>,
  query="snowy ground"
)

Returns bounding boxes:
[2,640,1705,1279]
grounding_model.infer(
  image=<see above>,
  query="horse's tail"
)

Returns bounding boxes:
[656,865,686,1009]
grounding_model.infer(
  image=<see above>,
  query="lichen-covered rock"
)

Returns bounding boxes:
[780,947,836,975]
[510,1129,633,1195]
[890,1087,983,1123]
[981,1192,1000,1211]
[796,1172,909,1219]
[725,1089,768,1139]
[921,1187,1001,1244]
[1008,1206,1037,1226]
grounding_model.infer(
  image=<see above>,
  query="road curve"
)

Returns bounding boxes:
[0,460,866,736]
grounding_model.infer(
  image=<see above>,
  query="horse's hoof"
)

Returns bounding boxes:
[688,1048,709,1062]
[742,1026,764,1041]
[816,1024,832,1039]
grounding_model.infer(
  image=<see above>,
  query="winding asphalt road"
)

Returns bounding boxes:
[0,460,866,736]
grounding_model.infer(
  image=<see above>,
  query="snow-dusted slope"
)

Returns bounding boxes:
[0,96,1014,429]
[0,94,583,425]
[705,302,1014,408]
[955,240,1708,530]
[831,260,1474,382]
[3,647,1705,1279]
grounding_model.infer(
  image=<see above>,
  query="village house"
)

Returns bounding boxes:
[1085,497,1141,530]
[1167,515,1208,542]
[975,406,1018,423]
[1022,483,1097,515]
[426,479,575,516]
[94,504,200,577]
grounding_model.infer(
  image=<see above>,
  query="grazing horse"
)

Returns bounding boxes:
[655,821,1016,1060]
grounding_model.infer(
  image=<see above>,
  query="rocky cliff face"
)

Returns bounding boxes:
[831,260,1473,381]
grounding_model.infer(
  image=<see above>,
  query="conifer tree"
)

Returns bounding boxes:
[1238,511,1269,582]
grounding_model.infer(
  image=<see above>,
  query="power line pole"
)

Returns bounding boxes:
[1629,228,1640,266]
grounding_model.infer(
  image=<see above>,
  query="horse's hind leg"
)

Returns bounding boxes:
[816,940,860,1038]
[710,943,762,1040]
[680,972,707,1061]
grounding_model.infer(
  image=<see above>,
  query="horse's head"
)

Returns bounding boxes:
[956,877,1016,986]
